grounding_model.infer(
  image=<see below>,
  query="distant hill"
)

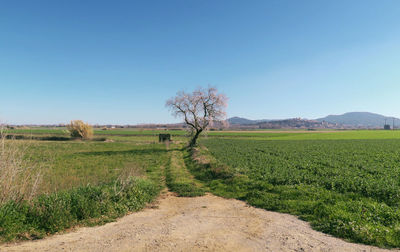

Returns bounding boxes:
[228,112,400,129]
[256,118,337,129]
[316,112,400,128]
[227,117,338,129]
[227,117,270,125]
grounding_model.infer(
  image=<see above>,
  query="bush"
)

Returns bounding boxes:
[67,120,93,140]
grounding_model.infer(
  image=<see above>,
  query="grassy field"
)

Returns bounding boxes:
[28,140,169,193]
[0,132,172,241]
[8,127,400,139]
[2,128,400,248]
[7,128,188,136]
[5,134,174,193]
[0,130,203,242]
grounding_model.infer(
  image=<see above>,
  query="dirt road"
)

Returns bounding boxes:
[1,192,396,252]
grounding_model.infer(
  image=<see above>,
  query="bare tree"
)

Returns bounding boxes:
[166,86,228,147]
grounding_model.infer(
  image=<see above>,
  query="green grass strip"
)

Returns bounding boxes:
[0,177,159,242]
[165,149,205,197]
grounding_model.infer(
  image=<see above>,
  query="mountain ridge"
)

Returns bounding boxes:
[228,112,400,128]
[316,112,400,128]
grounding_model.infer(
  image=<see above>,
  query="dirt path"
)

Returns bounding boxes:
[1,192,396,252]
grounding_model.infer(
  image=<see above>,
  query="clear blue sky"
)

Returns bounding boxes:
[1,0,400,124]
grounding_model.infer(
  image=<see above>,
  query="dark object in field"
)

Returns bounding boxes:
[6,135,71,141]
[384,124,391,130]
[159,134,171,142]
[5,135,26,140]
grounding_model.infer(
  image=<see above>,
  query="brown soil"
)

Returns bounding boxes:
[1,192,397,252]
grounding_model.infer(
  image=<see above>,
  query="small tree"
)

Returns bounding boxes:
[166,86,228,147]
[67,120,93,140]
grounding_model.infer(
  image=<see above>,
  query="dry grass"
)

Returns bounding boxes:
[0,128,44,204]
[67,120,93,140]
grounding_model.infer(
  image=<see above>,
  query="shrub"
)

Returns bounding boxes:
[67,120,93,140]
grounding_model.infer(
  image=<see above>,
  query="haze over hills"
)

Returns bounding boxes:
[228,112,400,129]
[7,112,400,129]
[227,117,270,125]
[316,112,400,128]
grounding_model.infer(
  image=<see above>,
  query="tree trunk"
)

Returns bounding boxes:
[189,129,202,147]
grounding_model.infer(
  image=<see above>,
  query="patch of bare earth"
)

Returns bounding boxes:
[1,192,397,252]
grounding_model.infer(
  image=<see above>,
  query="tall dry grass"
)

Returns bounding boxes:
[67,120,93,140]
[0,128,43,204]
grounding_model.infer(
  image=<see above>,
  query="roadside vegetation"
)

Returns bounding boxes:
[0,131,44,205]
[0,177,159,241]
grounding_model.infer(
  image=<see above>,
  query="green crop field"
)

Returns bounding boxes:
[193,132,400,248]
[208,129,400,140]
